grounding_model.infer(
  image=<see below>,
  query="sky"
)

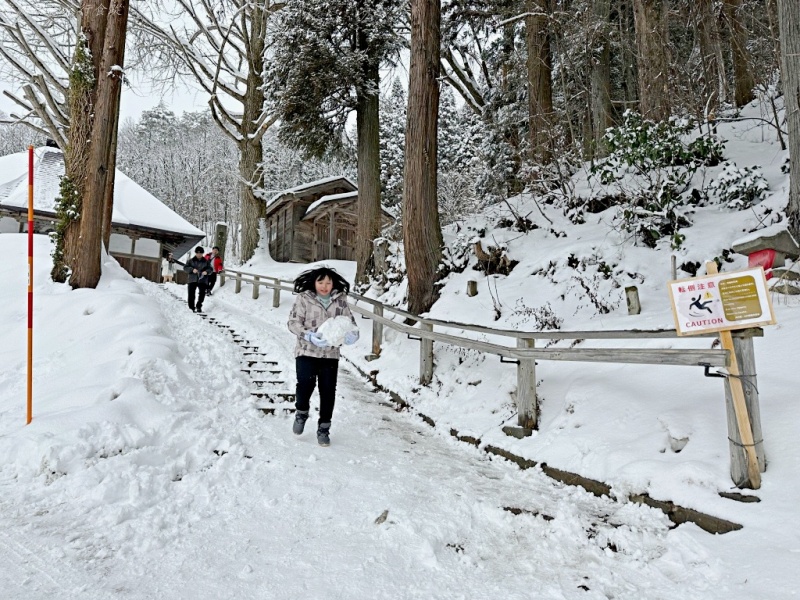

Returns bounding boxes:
[0,44,796,600]
[0,77,208,124]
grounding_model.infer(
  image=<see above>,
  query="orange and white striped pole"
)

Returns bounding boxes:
[27,146,33,424]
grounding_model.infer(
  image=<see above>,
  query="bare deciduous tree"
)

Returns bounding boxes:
[139,0,282,262]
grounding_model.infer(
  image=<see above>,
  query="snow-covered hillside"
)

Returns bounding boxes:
[1,100,799,598]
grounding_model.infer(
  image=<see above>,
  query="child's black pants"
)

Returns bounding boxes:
[295,356,339,423]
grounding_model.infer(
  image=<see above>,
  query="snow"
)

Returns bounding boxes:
[0,147,205,237]
[1,100,800,598]
[732,221,799,249]
[265,175,357,209]
[316,315,357,347]
[305,190,358,217]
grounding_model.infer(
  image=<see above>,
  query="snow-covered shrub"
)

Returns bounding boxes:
[593,111,724,184]
[585,111,723,249]
[708,163,769,210]
[617,179,694,249]
[440,233,472,275]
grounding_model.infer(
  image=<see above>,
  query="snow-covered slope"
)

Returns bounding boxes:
[0,98,798,598]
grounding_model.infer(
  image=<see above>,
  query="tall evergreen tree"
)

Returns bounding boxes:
[632,0,671,122]
[268,0,403,283]
[723,0,756,107]
[778,0,800,240]
[379,77,407,207]
[405,0,443,316]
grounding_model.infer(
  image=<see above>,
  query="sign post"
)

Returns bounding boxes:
[668,263,776,489]
[27,146,34,425]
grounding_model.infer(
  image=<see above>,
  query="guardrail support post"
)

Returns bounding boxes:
[235,272,242,294]
[272,279,281,308]
[725,330,766,484]
[369,304,384,359]
[220,272,225,287]
[419,322,434,385]
[516,337,537,431]
[252,275,260,300]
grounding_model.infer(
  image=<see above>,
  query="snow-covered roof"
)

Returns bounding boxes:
[265,175,356,209]
[0,147,205,237]
[304,191,359,217]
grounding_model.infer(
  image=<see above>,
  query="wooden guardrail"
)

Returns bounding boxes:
[218,267,764,487]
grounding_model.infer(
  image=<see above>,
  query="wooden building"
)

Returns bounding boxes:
[0,147,205,282]
[265,177,394,263]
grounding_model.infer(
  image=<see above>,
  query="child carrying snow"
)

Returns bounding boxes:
[287,267,359,446]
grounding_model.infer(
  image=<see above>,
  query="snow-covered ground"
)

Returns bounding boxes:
[1,100,799,598]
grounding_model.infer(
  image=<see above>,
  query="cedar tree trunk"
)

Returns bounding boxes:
[355,61,382,285]
[778,0,800,239]
[632,0,671,121]
[70,0,129,288]
[724,0,755,107]
[404,0,443,315]
[526,0,553,164]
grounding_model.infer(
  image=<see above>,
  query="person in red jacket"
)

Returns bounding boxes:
[204,246,224,295]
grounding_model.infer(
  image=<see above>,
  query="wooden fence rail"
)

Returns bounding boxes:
[217,267,765,488]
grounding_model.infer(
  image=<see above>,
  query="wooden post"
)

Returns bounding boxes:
[466,280,478,297]
[706,261,761,489]
[215,223,228,261]
[725,330,767,482]
[328,210,335,260]
[419,322,434,385]
[235,272,242,294]
[671,254,677,280]
[625,286,641,315]
[252,275,260,300]
[220,272,225,287]
[516,338,537,430]
[371,304,384,358]
[272,279,281,308]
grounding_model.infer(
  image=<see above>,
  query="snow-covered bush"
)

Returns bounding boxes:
[708,163,769,210]
[617,180,693,249]
[593,111,724,184]
[583,111,723,249]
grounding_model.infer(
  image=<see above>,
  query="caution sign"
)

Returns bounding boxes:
[668,267,776,336]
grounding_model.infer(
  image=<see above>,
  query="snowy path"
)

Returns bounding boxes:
[0,282,729,600]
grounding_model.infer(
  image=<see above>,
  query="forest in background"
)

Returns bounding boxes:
[0,0,797,300]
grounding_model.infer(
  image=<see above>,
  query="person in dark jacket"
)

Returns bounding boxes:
[204,246,224,296]
[183,247,214,312]
[287,266,359,446]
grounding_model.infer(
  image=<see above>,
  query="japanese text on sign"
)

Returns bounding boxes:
[668,267,776,336]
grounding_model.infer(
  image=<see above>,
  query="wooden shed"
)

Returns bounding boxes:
[265,177,356,262]
[301,191,394,262]
[265,177,395,263]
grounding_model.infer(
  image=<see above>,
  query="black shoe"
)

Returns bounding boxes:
[190,307,196,312]
[196,305,203,312]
